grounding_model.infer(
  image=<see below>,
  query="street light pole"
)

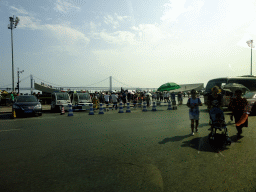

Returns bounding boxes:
[8,15,20,92]
[246,39,254,76]
[251,42,253,76]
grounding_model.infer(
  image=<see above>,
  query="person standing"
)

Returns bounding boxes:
[171,92,176,105]
[104,92,110,107]
[111,93,118,110]
[163,92,167,103]
[157,92,160,101]
[10,92,15,104]
[146,94,150,107]
[187,89,203,135]
[127,92,131,103]
[122,92,126,107]
[160,92,163,102]
[229,89,249,139]
[178,92,181,105]
[180,92,183,105]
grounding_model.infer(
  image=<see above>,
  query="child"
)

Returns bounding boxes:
[187,89,203,136]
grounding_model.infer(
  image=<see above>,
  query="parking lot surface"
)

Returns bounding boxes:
[1,103,256,192]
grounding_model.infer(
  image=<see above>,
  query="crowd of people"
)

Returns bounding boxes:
[88,90,188,109]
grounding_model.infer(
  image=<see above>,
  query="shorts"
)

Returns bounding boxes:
[189,111,199,120]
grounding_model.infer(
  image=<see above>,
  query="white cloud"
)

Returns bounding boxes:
[9,5,90,55]
[54,0,80,13]
[45,24,90,46]
[115,13,129,22]
[99,31,136,45]
[132,24,166,43]
[160,0,204,23]
[10,6,29,15]
[161,0,193,22]
[104,15,119,29]
[18,16,41,30]
[103,13,129,29]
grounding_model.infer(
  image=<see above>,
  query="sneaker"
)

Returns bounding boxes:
[191,132,194,136]
[196,129,198,133]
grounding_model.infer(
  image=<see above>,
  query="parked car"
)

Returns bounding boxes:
[71,92,91,111]
[243,91,256,114]
[13,95,42,117]
[51,92,71,112]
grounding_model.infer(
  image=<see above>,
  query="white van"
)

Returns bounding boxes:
[71,92,91,111]
[51,92,71,112]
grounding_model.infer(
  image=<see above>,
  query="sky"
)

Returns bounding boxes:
[1,0,256,90]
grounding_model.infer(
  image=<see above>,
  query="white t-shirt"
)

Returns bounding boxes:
[104,95,110,102]
[111,94,118,103]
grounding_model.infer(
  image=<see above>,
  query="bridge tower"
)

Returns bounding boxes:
[110,76,112,92]
[30,74,33,94]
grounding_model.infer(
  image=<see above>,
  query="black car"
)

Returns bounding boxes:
[13,95,42,117]
[243,91,256,114]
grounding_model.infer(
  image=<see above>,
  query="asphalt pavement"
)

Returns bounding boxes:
[1,101,256,192]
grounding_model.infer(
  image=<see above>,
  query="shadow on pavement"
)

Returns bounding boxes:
[158,134,191,144]
[181,135,236,153]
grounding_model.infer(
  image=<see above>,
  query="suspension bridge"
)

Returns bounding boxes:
[0,75,204,94]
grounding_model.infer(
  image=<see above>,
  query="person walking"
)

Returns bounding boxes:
[229,89,249,139]
[187,89,203,135]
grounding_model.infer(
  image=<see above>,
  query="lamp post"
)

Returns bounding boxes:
[17,68,24,94]
[246,39,255,75]
[8,15,20,92]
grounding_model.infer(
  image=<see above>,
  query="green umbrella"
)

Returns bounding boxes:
[157,82,181,92]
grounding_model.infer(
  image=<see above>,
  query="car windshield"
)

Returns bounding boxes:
[205,79,228,93]
[78,93,90,100]
[243,92,256,99]
[56,94,69,100]
[16,96,37,102]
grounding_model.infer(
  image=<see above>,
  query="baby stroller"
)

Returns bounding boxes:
[208,106,232,147]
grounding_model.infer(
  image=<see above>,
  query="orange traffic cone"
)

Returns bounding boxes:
[60,106,65,115]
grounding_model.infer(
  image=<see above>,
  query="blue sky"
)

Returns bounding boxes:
[1,0,256,90]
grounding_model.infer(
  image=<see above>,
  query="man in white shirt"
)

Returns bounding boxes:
[111,93,118,110]
[104,92,110,106]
